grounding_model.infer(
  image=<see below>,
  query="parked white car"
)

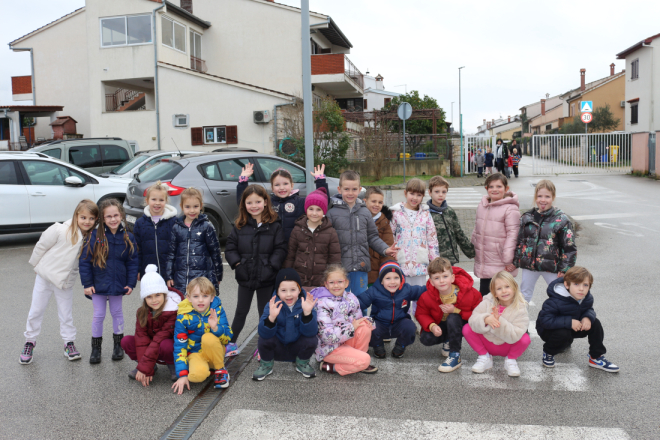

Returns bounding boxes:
[0,152,129,234]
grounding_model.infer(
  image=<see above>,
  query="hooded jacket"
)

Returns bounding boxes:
[514,207,577,274]
[389,202,440,277]
[326,194,389,273]
[476,153,486,167]
[225,218,287,289]
[368,206,394,284]
[311,287,365,361]
[485,152,494,167]
[357,281,426,325]
[468,293,529,345]
[471,192,520,279]
[173,296,232,378]
[133,204,177,278]
[30,219,85,290]
[134,287,183,375]
[415,267,482,331]
[258,289,318,346]
[79,225,139,296]
[284,216,341,288]
[164,214,223,293]
[237,178,328,241]
[428,200,475,265]
[536,277,596,333]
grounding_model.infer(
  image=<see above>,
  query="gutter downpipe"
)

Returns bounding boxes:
[9,47,35,106]
[152,1,166,150]
[273,100,296,154]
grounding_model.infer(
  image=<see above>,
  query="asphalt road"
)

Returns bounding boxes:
[3,166,660,439]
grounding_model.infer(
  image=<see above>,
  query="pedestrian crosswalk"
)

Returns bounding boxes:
[445,187,484,208]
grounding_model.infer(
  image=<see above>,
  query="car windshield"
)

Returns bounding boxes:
[111,154,150,174]
[137,160,183,182]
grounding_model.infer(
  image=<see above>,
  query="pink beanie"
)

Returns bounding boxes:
[304,187,328,215]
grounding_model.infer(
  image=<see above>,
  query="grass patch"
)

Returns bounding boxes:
[361,175,439,186]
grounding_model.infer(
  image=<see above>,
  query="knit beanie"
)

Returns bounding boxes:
[140,264,169,299]
[274,268,302,294]
[304,187,328,215]
[378,260,405,290]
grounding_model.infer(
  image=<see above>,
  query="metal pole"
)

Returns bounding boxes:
[152,2,165,150]
[459,67,464,177]
[301,0,314,193]
[403,118,406,183]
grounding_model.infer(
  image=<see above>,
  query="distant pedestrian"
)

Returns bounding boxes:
[511,148,521,178]
[494,139,509,173]
[513,180,576,303]
[506,154,513,179]
[476,149,485,177]
[20,200,98,365]
[485,147,494,175]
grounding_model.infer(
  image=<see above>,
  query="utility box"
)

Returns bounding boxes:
[49,116,78,140]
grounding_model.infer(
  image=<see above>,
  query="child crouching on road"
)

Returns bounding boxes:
[172,277,233,394]
[415,257,482,373]
[464,271,531,377]
[536,266,619,372]
[253,269,319,380]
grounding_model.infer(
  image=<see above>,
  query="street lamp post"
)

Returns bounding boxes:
[459,67,465,177]
[301,0,314,193]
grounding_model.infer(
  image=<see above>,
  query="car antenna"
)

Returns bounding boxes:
[171,137,183,156]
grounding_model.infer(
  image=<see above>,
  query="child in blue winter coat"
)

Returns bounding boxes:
[253,269,319,381]
[357,260,427,359]
[133,181,177,278]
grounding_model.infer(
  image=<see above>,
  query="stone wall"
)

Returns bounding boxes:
[342,159,449,178]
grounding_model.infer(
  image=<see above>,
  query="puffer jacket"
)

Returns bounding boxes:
[514,207,577,274]
[390,202,439,277]
[173,296,232,378]
[164,214,223,294]
[476,153,486,167]
[311,287,366,361]
[237,178,328,241]
[469,293,529,345]
[326,194,389,273]
[133,204,177,278]
[428,200,475,265]
[258,290,318,346]
[79,225,139,296]
[30,219,85,290]
[415,267,482,331]
[368,206,394,284]
[471,192,520,279]
[357,280,426,325]
[225,218,287,290]
[536,277,596,333]
[134,287,183,375]
[283,216,341,288]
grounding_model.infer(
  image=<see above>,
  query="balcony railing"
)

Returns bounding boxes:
[105,88,145,112]
[311,54,364,91]
[191,56,208,73]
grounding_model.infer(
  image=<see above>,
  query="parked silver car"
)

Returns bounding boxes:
[123,152,340,238]
[30,138,134,175]
[100,149,201,181]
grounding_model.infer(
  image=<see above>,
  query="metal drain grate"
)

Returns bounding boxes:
[160,328,259,440]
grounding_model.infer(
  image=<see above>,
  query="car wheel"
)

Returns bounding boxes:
[206,211,222,239]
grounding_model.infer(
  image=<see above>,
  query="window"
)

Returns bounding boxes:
[310,39,318,55]
[545,124,552,131]
[190,31,202,59]
[22,160,87,186]
[384,98,392,107]
[256,158,305,183]
[138,161,183,182]
[0,161,19,185]
[631,59,639,80]
[204,126,227,144]
[216,159,253,182]
[364,99,368,110]
[69,145,102,168]
[101,15,152,47]
[139,155,173,173]
[111,154,149,174]
[631,102,639,124]
[570,104,574,117]
[101,145,130,167]
[41,148,61,160]
[162,16,186,52]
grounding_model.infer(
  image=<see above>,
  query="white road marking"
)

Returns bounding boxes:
[212,410,630,439]
[572,213,641,221]
[594,222,644,237]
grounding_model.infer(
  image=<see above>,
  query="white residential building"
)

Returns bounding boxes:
[362,74,399,111]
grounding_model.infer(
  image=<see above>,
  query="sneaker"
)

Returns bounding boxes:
[252,360,274,381]
[391,344,406,358]
[320,362,336,374]
[225,343,239,357]
[295,357,316,378]
[504,357,521,377]
[542,351,555,368]
[440,342,450,357]
[19,342,35,365]
[128,368,138,380]
[373,345,386,359]
[64,342,82,361]
[361,364,378,374]
[438,351,462,372]
[167,364,177,381]
[471,353,493,374]
[588,355,620,373]
[214,369,230,388]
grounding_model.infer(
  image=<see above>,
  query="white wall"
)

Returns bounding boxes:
[623,41,659,132]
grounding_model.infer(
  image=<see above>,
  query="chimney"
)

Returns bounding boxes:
[580,68,586,91]
[181,0,193,13]
[610,63,615,76]
[508,115,511,123]
[541,99,546,116]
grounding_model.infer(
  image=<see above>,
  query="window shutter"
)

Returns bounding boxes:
[363,99,367,110]
[226,125,238,144]
[191,127,204,146]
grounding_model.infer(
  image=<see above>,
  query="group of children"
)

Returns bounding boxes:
[470,140,522,179]
[19,165,619,394]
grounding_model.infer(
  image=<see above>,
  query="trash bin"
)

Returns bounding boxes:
[610,145,619,163]
[415,152,426,160]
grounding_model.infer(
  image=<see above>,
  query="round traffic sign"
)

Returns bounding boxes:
[397,102,413,120]
[581,112,593,123]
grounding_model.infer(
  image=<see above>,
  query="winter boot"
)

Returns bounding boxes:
[89,337,102,364]
[167,364,178,382]
[111,334,124,361]
[252,359,275,381]
[295,357,316,378]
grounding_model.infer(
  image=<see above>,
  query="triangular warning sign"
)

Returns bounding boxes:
[581,102,592,112]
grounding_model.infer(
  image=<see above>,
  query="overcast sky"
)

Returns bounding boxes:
[2,0,659,132]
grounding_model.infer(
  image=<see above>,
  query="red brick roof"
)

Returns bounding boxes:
[616,33,660,59]
[0,105,64,112]
[11,76,32,94]
[49,116,78,126]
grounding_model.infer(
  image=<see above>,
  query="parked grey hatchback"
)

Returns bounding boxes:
[123,152,340,239]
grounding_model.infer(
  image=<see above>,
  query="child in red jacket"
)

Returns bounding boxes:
[416,257,482,373]
[121,264,183,385]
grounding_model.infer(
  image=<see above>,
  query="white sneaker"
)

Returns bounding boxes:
[471,354,493,373]
[504,357,521,377]
[440,342,450,357]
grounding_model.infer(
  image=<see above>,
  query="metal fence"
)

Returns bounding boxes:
[531,133,632,175]
[464,135,495,174]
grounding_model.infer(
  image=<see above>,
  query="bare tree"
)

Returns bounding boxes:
[359,116,395,181]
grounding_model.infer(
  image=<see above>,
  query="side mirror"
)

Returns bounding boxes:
[64,176,84,187]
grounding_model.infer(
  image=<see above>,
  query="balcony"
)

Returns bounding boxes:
[311,54,363,98]
[190,56,208,73]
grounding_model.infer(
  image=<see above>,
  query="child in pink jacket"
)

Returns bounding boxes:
[472,173,520,296]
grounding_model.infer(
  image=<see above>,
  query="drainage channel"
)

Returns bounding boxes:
[159,327,259,440]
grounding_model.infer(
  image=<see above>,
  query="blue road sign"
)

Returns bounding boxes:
[580,101,593,112]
